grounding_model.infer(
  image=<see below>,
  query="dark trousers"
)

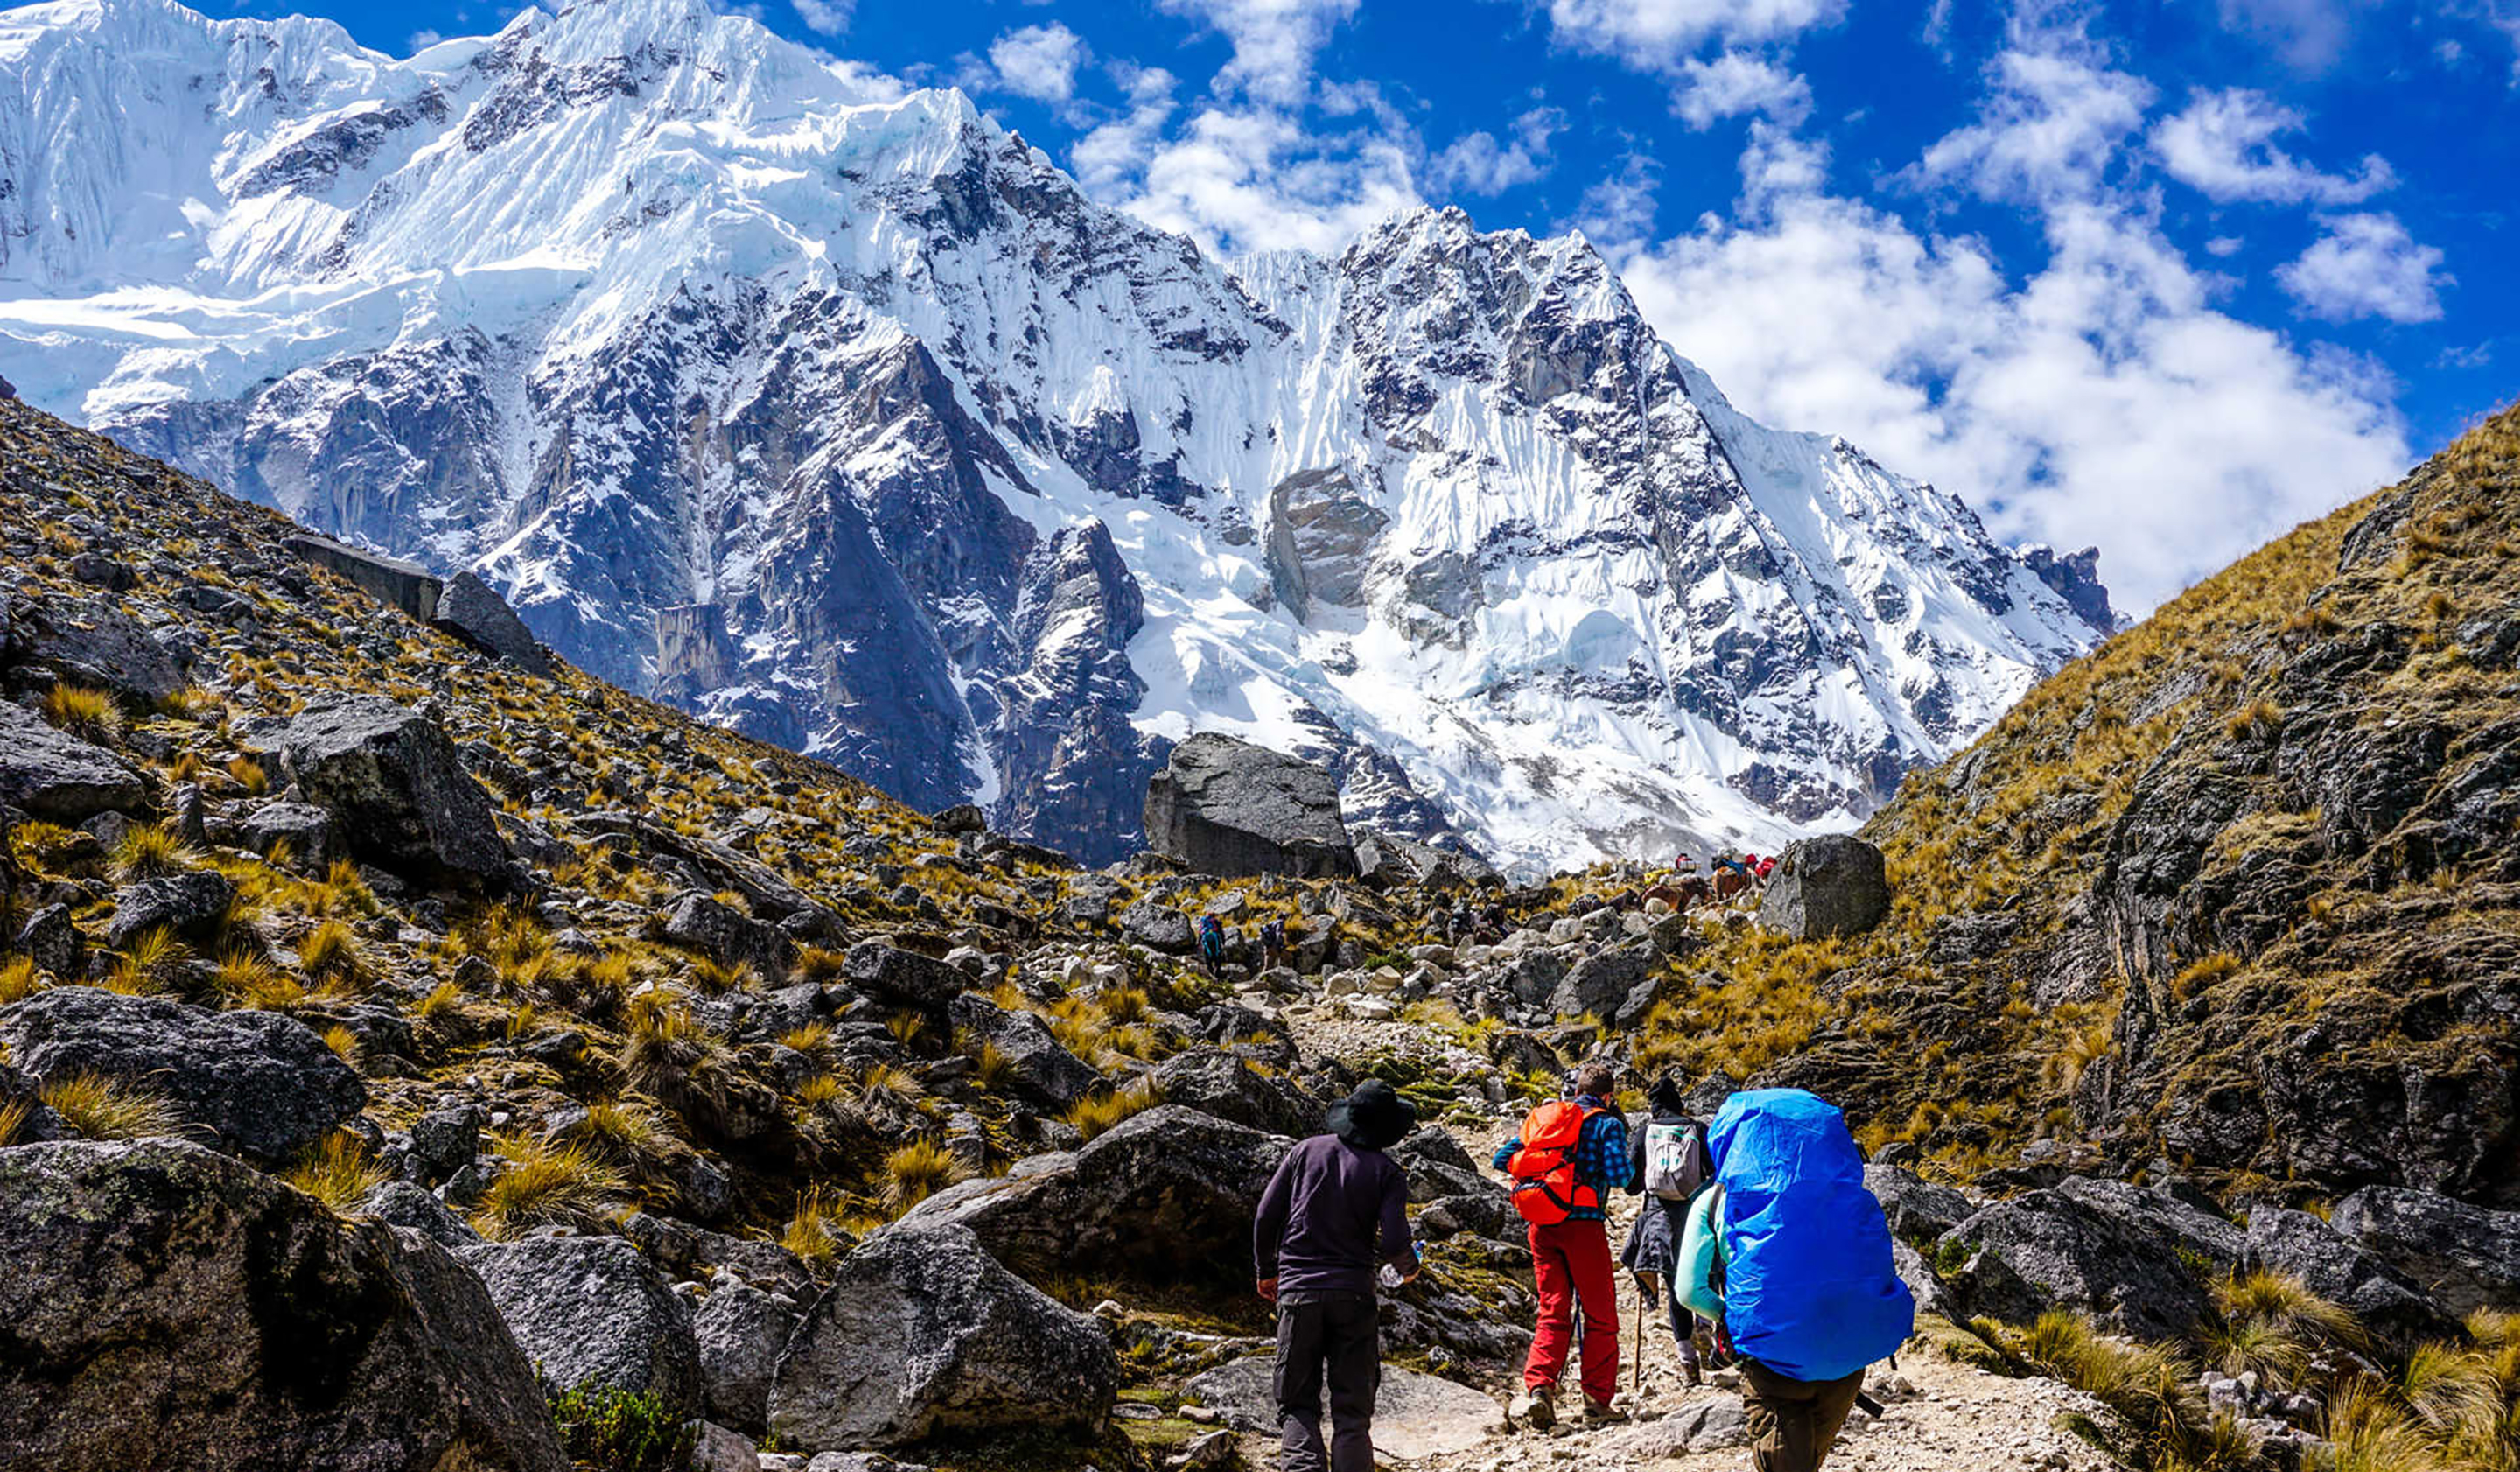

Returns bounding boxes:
[1275,1292,1381,1472]
[1740,1359,1866,1472]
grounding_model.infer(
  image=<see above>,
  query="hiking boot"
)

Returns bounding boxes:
[1584,1398,1631,1425]
[1682,1358,1704,1388]
[1508,1388,1556,1430]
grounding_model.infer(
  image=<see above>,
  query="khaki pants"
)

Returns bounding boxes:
[1740,1359,1865,1472]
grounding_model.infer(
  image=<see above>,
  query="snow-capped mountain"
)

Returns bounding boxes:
[0,0,2117,871]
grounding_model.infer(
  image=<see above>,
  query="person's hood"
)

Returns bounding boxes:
[1329,1079,1418,1151]
[1647,1074,1690,1118]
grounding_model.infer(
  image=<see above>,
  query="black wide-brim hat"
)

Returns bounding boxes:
[1329,1078,1418,1151]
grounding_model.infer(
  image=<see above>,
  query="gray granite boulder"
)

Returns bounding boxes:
[432,571,551,675]
[766,1222,1117,1451]
[458,1235,703,1420]
[0,702,144,822]
[2332,1187,2520,1316]
[0,986,364,1167]
[694,1280,802,1436]
[1758,834,1890,939]
[1936,1175,2246,1338]
[2244,1206,2464,1345]
[948,993,1101,1109]
[276,694,512,887]
[0,1139,564,1472]
[1143,733,1357,879]
[104,869,234,948]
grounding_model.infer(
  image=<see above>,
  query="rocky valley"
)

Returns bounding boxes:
[3,382,2518,1472]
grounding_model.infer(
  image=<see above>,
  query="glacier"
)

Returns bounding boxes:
[0,0,2118,872]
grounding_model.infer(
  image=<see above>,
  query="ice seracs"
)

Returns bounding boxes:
[0,0,2117,871]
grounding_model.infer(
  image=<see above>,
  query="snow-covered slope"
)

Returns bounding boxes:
[0,0,2117,870]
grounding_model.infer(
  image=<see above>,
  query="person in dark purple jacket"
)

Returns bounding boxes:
[1253,1079,1422,1472]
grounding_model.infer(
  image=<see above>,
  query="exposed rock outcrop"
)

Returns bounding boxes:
[1757,834,1889,939]
[458,1236,704,1420]
[1144,733,1358,879]
[276,694,514,888]
[0,702,145,821]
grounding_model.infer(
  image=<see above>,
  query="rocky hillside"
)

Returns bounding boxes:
[3,398,2518,1472]
[0,0,2113,872]
[1626,401,2520,1212]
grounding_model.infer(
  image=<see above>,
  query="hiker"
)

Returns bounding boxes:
[1619,1072,1714,1385]
[1253,1079,1422,1472]
[1198,913,1229,976]
[1493,1060,1633,1428]
[1678,1089,1914,1472]
[1260,916,1290,971]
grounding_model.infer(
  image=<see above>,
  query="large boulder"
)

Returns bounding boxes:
[2332,1187,2520,1316]
[766,1222,1118,1452]
[898,1104,1293,1286]
[0,986,364,1167]
[1757,835,1890,940]
[1936,1175,2245,1339]
[0,1139,566,1472]
[694,1280,802,1437]
[1183,1356,1502,1459]
[277,695,512,887]
[1551,942,1656,1020]
[1143,733,1358,879]
[947,993,1101,1109]
[2244,1207,2466,1346]
[10,595,186,704]
[432,572,552,675]
[1149,1048,1328,1139]
[0,702,144,822]
[285,533,442,620]
[458,1236,704,1420]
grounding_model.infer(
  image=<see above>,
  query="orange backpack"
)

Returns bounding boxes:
[1507,1100,1609,1226]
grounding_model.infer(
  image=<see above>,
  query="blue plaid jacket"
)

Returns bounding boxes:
[1492,1095,1631,1222]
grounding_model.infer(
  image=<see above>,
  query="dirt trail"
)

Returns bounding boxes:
[1272,1015,2119,1472]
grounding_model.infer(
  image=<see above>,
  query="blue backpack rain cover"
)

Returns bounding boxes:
[1707,1088,1914,1383]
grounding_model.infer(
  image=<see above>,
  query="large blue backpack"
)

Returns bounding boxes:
[1705,1089,1914,1383]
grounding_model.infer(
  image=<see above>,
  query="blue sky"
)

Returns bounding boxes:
[227,0,2516,608]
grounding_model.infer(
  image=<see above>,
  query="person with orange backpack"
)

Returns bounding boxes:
[1490,1060,1632,1428]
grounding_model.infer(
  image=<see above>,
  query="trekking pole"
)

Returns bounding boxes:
[1633,1279,1645,1392]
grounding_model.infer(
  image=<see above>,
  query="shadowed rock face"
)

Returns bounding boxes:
[0,1139,567,1472]
[273,694,514,888]
[1757,834,1889,939]
[0,702,144,822]
[1144,733,1359,880]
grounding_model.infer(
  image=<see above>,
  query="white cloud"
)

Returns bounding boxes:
[1544,0,1846,69]
[1121,106,1421,255]
[1574,153,1662,249]
[1428,108,1564,196]
[2278,212,2451,322]
[2153,88,2393,204]
[2214,0,2366,71]
[2206,234,2245,256]
[791,0,849,38]
[408,28,442,50]
[1153,0,1362,104]
[988,23,1088,103]
[1673,52,1813,129]
[1909,45,2153,204]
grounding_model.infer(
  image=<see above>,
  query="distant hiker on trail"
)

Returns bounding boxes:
[1494,1060,1633,1428]
[1199,913,1229,976]
[1677,1089,1914,1472]
[1260,917,1290,971]
[1253,1079,1422,1472]
[1620,1072,1715,1386]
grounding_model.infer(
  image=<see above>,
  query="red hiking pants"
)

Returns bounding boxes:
[1523,1218,1620,1402]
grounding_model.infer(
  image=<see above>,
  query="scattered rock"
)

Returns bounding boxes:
[104,868,234,948]
[1937,1176,2245,1338]
[285,533,442,621]
[1866,1163,1976,1244]
[947,993,1101,1109]
[1591,1393,1752,1456]
[693,1279,802,1437]
[240,799,336,866]
[457,1235,704,1420]
[360,1181,484,1250]
[0,1139,565,1472]
[1147,1048,1327,1139]
[431,571,551,675]
[662,891,795,980]
[842,940,969,1012]
[0,986,364,1166]
[14,901,79,977]
[766,1222,1118,1451]
[1143,733,1358,879]
[0,702,144,822]
[10,595,186,704]
[1757,834,1889,939]
[276,694,513,888]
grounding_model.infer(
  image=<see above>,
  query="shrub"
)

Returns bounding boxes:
[544,1381,696,1472]
[285,1132,387,1215]
[782,1185,850,1266]
[40,1074,178,1141]
[104,929,189,995]
[114,824,198,881]
[0,956,40,1005]
[214,950,305,1009]
[226,755,270,796]
[43,684,120,743]
[299,920,365,992]
[318,1024,359,1062]
[880,1139,967,1213]
[1065,1081,1164,1144]
[472,1134,626,1238]
[0,1098,31,1146]
[575,1099,672,1166]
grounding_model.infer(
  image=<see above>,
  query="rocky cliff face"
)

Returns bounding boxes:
[1649,403,2520,1209]
[0,0,2111,870]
